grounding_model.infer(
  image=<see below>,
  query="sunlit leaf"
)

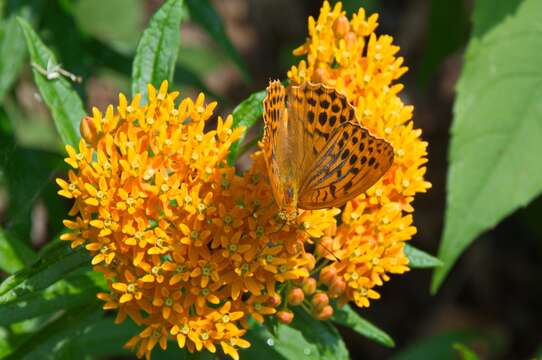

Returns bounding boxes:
[18,17,85,148]
[453,343,481,360]
[331,304,394,347]
[132,0,187,102]
[432,0,542,292]
[0,228,36,274]
[0,271,105,326]
[0,241,90,304]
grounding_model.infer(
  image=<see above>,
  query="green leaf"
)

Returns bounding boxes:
[331,304,394,347]
[132,0,187,102]
[18,17,85,148]
[404,244,442,269]
[186,0,250,83]
[3,304,102,360]
[289,308,349,359]
[0,271,105,326]
[0,228,36,274]
[244,318,348,360]
[453,343,481,360]
[432,0,542,292]
[0,241,90,304]
[227,90,265,165]
[0,12,27,101]
[390,330,481,360]
[471,0,523,38]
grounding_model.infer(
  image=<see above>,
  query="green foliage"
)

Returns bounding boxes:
[227,89,266,164]
[0,229,35,274]
[132,0,187,102]
[244,311,349,360]
[331,305,394,347]
[432,0,542,291]
[18,17,85,148]
[404,244,442,269]
[0,10,27,101]
[390,330,482,360]
[186,0,250,82]
[453,343,481,360]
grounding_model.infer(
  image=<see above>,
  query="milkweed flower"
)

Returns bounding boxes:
[288,1,431,308]
[57,81,338,359]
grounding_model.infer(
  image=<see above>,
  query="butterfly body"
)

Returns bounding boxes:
[262,80,394,219]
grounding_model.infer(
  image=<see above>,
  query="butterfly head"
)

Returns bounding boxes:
[277,185,298,223]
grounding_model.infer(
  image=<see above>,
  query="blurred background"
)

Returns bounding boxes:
[1,0,541,359]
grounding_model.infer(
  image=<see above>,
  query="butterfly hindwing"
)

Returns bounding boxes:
[298,121,394,209]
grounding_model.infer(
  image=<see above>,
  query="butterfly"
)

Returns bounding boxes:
[262,80,394,221]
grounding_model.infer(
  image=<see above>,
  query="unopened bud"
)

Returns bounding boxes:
[311,291,329,312]
[319,266,337,286]
[277,310,294,324]
[315,236,334,257]
[345,31,357,47]
[304,253,316,270]
[287,288,305,306]
[302,277,317,295]
[328,277,346,298]
[314,305,334,320]
[80,116,98,144]
[312,66,328,83]
[333,16,350,38]
[266,294,282,307]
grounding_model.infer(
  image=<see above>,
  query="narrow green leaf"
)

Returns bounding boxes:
[0,271,105,326]
[0,13,27,101]
[404,244,442,269]
[186,0,250,82]
[453,343,481,360]
[331,304,394,347]
[0,228,36,274]
[0,241,90,304]
[227,90,265,165]
[132,0,187,102]
[3,304,101,360]
[432,0,542,292]
[17,17,85,148]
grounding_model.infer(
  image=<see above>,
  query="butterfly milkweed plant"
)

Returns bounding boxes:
[1,1,436,359]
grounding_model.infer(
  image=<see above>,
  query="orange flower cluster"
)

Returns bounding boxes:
[288,1,431,308]
[57,1,430,358]
[57,81,338,359]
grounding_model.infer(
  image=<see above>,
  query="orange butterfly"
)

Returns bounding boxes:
[262,80,394,221]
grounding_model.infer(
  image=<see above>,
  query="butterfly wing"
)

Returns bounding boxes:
[288,83,394,209]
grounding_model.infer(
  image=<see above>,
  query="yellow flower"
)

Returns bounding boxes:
[58,80,339,359]
[286,1,430,308]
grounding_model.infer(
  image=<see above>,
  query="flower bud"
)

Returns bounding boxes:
[345,31,357,48]
[266,294,282,307]
[333,16,350,38]
[80,116,98,144]
[277,310,294,324]
[287,287,305,306]
[312,66,328,83]
[315,236,334,257]
[304,253,316,271]
[328,277,346,298]
[311,291,329,312]
[319,266,337,286]
[314,305,334,320]
[302,277,317,295]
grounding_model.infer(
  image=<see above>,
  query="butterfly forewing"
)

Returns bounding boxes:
[263,80,394,211]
